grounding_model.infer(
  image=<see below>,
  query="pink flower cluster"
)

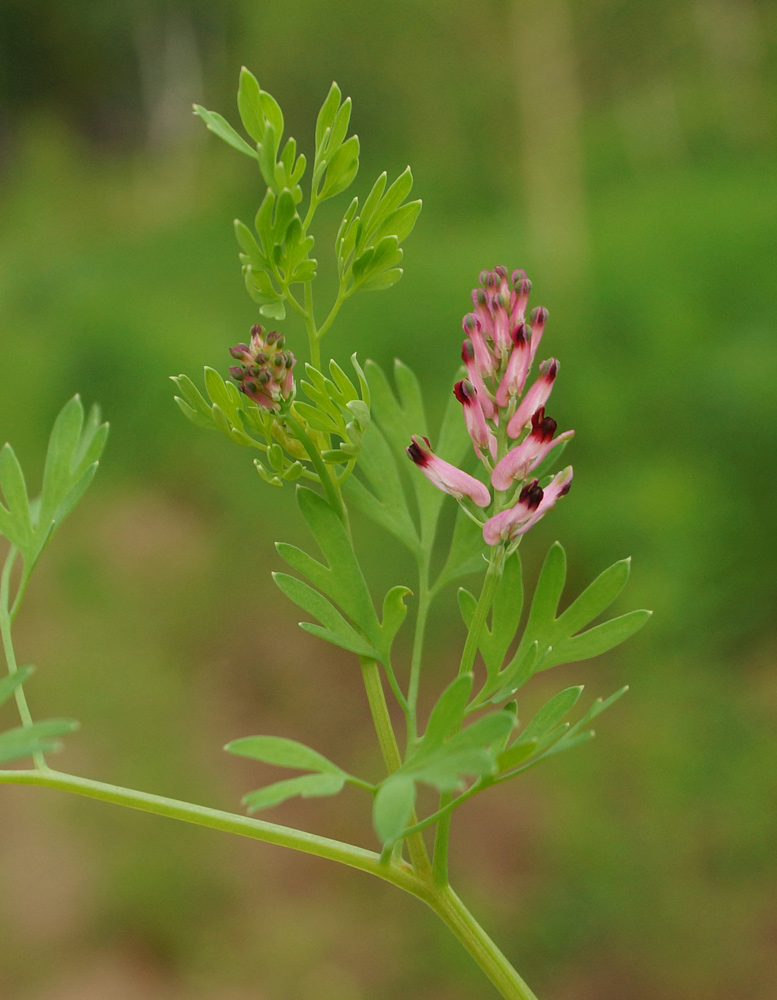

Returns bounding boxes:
[407,268,573,547]
[228,324,296,410]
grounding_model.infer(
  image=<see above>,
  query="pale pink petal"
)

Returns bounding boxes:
[506,359,559,438]
[407,436,491,508]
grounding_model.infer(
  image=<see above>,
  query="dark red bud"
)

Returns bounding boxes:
[531,306,548,325]
[462,339,475,364]
[250,324,263,337]
[510,323,528,346]
[265,331,278,345]
[530,407,557,441]
[558,480,572,498]
[229,366,245,381]
[540,358,559,379]
[406,441,428,466]
[519,479,544,509]
[229,344,250,359]
[453,379,476,406]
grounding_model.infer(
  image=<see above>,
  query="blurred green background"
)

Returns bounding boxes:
[1,1,776,998]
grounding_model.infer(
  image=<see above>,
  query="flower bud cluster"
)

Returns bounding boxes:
[407,267,574,547]
[229,324,296,411]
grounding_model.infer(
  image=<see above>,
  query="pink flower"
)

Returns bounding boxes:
[506,358,559,438]
[461,339,496,420]
[453,379,497,457]
[483,467,573,545]
[491,408,574,491]
[495,322,531,407]
[406,436,491,508]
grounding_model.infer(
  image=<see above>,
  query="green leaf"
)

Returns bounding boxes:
[488,641,538,702]
[0,717,79,765]
[413,748,495,792]
[373,773,415,845]
[277,488,384,657]
[237,66,266,143]
[380,585,411,647]
[543,611,652,669]
[225,735,343,775]
[516,541,567,662]
[316,82,342,154]
[360,268,404,292]
[553,558,631,638]
[519,686,584,743]
[435,506,487,589]
[0,665,33,707]
[496,738,539,773]
[371,199,422,245]
[243,773,345,813]
[423,674,474,750]
[0,444,32,550]
[319,135,360,200]
[273,572,379,659]
[193,105,257,159]
[342,422,419,551]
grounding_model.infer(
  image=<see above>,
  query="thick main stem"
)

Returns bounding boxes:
[0,768,419,891]
[424,885,540,1000]
[1,768,539,998]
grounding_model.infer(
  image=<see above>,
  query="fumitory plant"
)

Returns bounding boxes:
[0,68,650,1000]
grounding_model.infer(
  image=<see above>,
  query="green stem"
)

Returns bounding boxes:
[423,885,540,1000]
[406,555,431,746]
[360,658,431,878]
[432,557,503,886]
[284,412,343,518]
[0,769,538,997]
[0,548,45,768]
[0,768,419,891]
[315,285,347,343]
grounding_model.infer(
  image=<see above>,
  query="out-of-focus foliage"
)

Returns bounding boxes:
[1,2,776,999]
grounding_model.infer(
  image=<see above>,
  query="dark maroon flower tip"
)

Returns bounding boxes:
[229,344,250,359]
[519,480,544,509]
[540,358,559,379]
[406,440,427,466]
[229,366,244,381]
[250,324,263,337]
[453,379,476,406]
[531,306,548,324]
[558,480,572,498]
[462,339,475,364]
[510,322,528,347]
